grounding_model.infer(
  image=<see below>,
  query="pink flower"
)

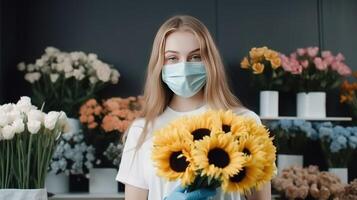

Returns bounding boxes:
[307,47,319,58]
[337,63,352,76]
[314,57,327,70]
[321,51,332,58]
[290,52,297,59]
[301,60,309,68]
[291,65,303,74]
[297,48,306,56]
[331,61,341,71]
[323,55,334,65]
[336,53,345,62]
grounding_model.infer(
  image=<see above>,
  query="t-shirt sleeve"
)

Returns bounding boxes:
[233,107,262,125]
[116,120,149,189]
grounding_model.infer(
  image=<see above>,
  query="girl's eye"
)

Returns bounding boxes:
[166,56,178,64]
[189,55,201,62]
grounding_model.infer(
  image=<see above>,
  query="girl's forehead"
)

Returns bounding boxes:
[164,31,200,54]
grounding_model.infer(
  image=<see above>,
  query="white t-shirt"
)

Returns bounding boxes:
[116,104,262,200]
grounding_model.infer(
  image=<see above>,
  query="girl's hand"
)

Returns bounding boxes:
[164,185,217,200]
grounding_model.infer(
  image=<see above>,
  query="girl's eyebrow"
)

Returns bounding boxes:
[165,48,200,54]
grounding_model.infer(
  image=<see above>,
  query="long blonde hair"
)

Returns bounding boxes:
[133,15,243,149]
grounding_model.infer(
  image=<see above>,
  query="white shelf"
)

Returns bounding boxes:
[260,116,352,121]
[49,192,124,200]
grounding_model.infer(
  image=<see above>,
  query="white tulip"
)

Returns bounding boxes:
[27,109,44,122]
[24,72,41,83]
[17,62,26,71]
[27,64,35,72]
[45,46,60,55]
[2,125,15,140]
[12,119,25,133]
[73,69,85,80]
[50,73,60,83]
[27,120,41,134]
[89,76,98,84]
[110,69,120,84]
[88,53,98,61]
[64,63,73,73]
[0,113,10,127]
[16,96,36,113]
[95,63,111,82]
[58,111,70,133]
[44,111,60,130]
[0,103,14,113]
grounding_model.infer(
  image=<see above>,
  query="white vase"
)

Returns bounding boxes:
[67,118,81,134]
[45,173,69,194]
[0,189,47,200]
[297,92,326,118]
[260,90,279,117]
[89,168,118,194]
[277,154,303,173]
[328,168,348,184]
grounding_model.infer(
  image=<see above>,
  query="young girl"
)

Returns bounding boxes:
[116,15,271,200]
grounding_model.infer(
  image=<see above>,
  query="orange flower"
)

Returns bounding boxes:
[88,122,98,129]
[252,63,265,74]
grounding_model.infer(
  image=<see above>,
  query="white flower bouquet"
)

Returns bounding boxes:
[49,129,95,178]
[0,96,69,189]
[17,47,120,117]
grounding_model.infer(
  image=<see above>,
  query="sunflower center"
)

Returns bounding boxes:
[208,148,230,168]
[169,151,189,172]
[222,124,231,133]
[243,148,251,155]
[230,167,246,183]
[191,128,211,140]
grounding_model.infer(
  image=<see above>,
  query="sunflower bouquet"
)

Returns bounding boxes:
[152,110,277,195]
[240,46,285,91]
[79,96,143,167]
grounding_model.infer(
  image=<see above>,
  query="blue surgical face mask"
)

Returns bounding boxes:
[162,62,207,98]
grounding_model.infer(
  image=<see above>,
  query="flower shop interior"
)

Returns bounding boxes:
[1,0,357,200]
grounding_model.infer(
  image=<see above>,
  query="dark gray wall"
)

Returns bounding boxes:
[1,0,357,182]
[1,0,356,115]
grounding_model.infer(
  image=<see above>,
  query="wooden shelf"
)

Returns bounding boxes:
[49,192,124,200]
[260,116,352,121]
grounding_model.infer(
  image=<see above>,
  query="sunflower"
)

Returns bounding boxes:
[152,126,195,185]
[239,117,277,189]
[237,134,266,166]
[182,111,220,141]
[192,132,247,180]
[212,110,248,138]
[255,138,277,188]
[222,157,263,194]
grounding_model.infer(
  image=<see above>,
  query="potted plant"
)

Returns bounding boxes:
[79,96,143,193]
[240,46,284,117]
[0,96,69,199]
[315,122,357,184]
[280,47,352,118]
[46,129,95,194]
[267,119,318,173]
[340,72,357,122]
[272,165,345,199]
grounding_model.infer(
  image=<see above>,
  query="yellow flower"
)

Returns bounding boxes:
[182,112,220,141]
[222,157,263,194]
[240,117,277,189]
[211,110,248,137]
[270,58,282,69]
[240,57,250,69]
[152,126,195,185]
[263,50,278,60]
[252,63,265,74]
[192,132,247,179]
[249,47,268,61]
